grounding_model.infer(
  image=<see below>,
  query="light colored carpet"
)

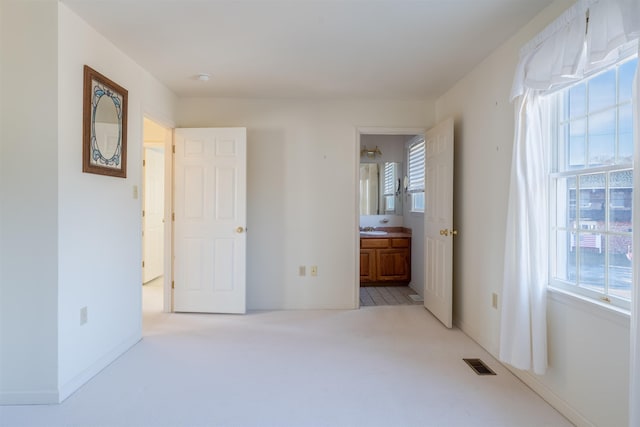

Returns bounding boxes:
[0,284,572,427]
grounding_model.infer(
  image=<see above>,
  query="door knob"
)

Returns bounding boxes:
[236,226,245,234]
[440,229,449,236]
[449,229,458,236]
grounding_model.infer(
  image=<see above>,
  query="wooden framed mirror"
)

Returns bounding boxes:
[82,65,128,178]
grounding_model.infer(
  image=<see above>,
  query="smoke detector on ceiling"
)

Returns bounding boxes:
[196,73,210,82]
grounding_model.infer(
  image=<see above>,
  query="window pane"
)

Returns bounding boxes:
[588,69,616,112]
[385,195,395,211]
[412,192,424,212]
[579,174,606,229]
[578,239,605,294]
[588,110,616,166]
[618,58,638,103]
[554,177,573,228]
[569,83,586,118]
[619,103,634,163]
[569,119,586,168]
[609,170,633,228]
[609,236,633,301]
[555,230,576,284]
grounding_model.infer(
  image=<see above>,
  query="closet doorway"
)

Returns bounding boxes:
[142,117,172,316]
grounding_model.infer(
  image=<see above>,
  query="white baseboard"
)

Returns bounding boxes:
[0,390,59,405]
[58,332,141,402]
[454,316,593,427]
[505,367,594,427]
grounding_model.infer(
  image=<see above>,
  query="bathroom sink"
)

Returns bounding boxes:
[360,230,387,236]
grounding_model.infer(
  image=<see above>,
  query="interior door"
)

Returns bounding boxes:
[424,118,455,328]
[142,146,165,283]
[173,128,247,314]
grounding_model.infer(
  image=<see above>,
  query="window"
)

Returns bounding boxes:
[550,55,637,310]
[383,162,396,212]
[407,137,425,212]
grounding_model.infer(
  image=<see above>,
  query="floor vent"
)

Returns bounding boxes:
[408,294,423,302]
[463,358,496,375]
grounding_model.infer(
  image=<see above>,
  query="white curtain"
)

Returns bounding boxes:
[500,90,550,375]
[630,42,640,427]
[502,0,640,379]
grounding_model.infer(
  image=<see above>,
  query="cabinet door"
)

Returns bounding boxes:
[377,248,410,281]
[360,248,376,282]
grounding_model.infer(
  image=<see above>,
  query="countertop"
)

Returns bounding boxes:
[359,227,411,239]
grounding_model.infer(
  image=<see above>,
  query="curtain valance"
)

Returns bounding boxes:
[511,0,640,100]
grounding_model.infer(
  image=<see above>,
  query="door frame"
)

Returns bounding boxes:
[142,142,165,283]
[354,127,426,309]
[142,113,174,313]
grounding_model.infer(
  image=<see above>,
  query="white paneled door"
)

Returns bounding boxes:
[424,118,455,328]
[173,128,247,314]
[142,146,165,283]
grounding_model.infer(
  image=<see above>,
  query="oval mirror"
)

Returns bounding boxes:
[93,95,120,160]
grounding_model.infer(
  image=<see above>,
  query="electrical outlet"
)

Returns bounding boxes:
[299,266,306,276]
[492,293,498,310]
[310,266,318,277]
[80,306,88,325]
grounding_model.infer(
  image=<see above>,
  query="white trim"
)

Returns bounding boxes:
[357,127,426,136]
[164,126,173,313]
[354,128,361,309]
[504,366,596,427]
[548,287,631,327]
[454,316,593,427]
[58,333,141,402]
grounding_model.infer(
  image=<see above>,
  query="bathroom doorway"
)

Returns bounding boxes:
[356,128,425,307]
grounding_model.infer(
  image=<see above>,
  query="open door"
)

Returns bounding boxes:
[424,118,455,328]
[173,128,247,314]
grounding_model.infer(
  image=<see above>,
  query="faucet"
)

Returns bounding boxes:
[362,226,375,232]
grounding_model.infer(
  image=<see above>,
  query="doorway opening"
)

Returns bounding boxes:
[356,128,425,308]
[142,117,171,320]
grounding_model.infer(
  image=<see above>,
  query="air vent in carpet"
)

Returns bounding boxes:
[463,358,496,375]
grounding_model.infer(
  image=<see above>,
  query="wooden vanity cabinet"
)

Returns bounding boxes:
[360,237,411,283]
[359,249,376,282]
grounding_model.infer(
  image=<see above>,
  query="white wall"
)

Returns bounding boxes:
[56,4,176,400]
[0,1,176,404]
[177,98,434,309]
[435,1,631,426]
[0,0,60,403]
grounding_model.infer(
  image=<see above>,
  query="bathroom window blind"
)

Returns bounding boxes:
[407,138,425,193]
[383,163,396,196]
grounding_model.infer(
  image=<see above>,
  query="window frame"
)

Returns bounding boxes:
[548,52,637,312]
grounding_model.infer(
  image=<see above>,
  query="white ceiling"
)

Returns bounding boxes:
[61,0,554,99]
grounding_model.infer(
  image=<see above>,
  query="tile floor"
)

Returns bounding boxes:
[359,285,423,306]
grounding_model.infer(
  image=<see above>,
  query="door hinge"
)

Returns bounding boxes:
[143,159,146,167]
[142,261,145,268]
[172,145,175,154]
[172,281,175,289]
[172,212,175,221]
[142,210,145,217]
